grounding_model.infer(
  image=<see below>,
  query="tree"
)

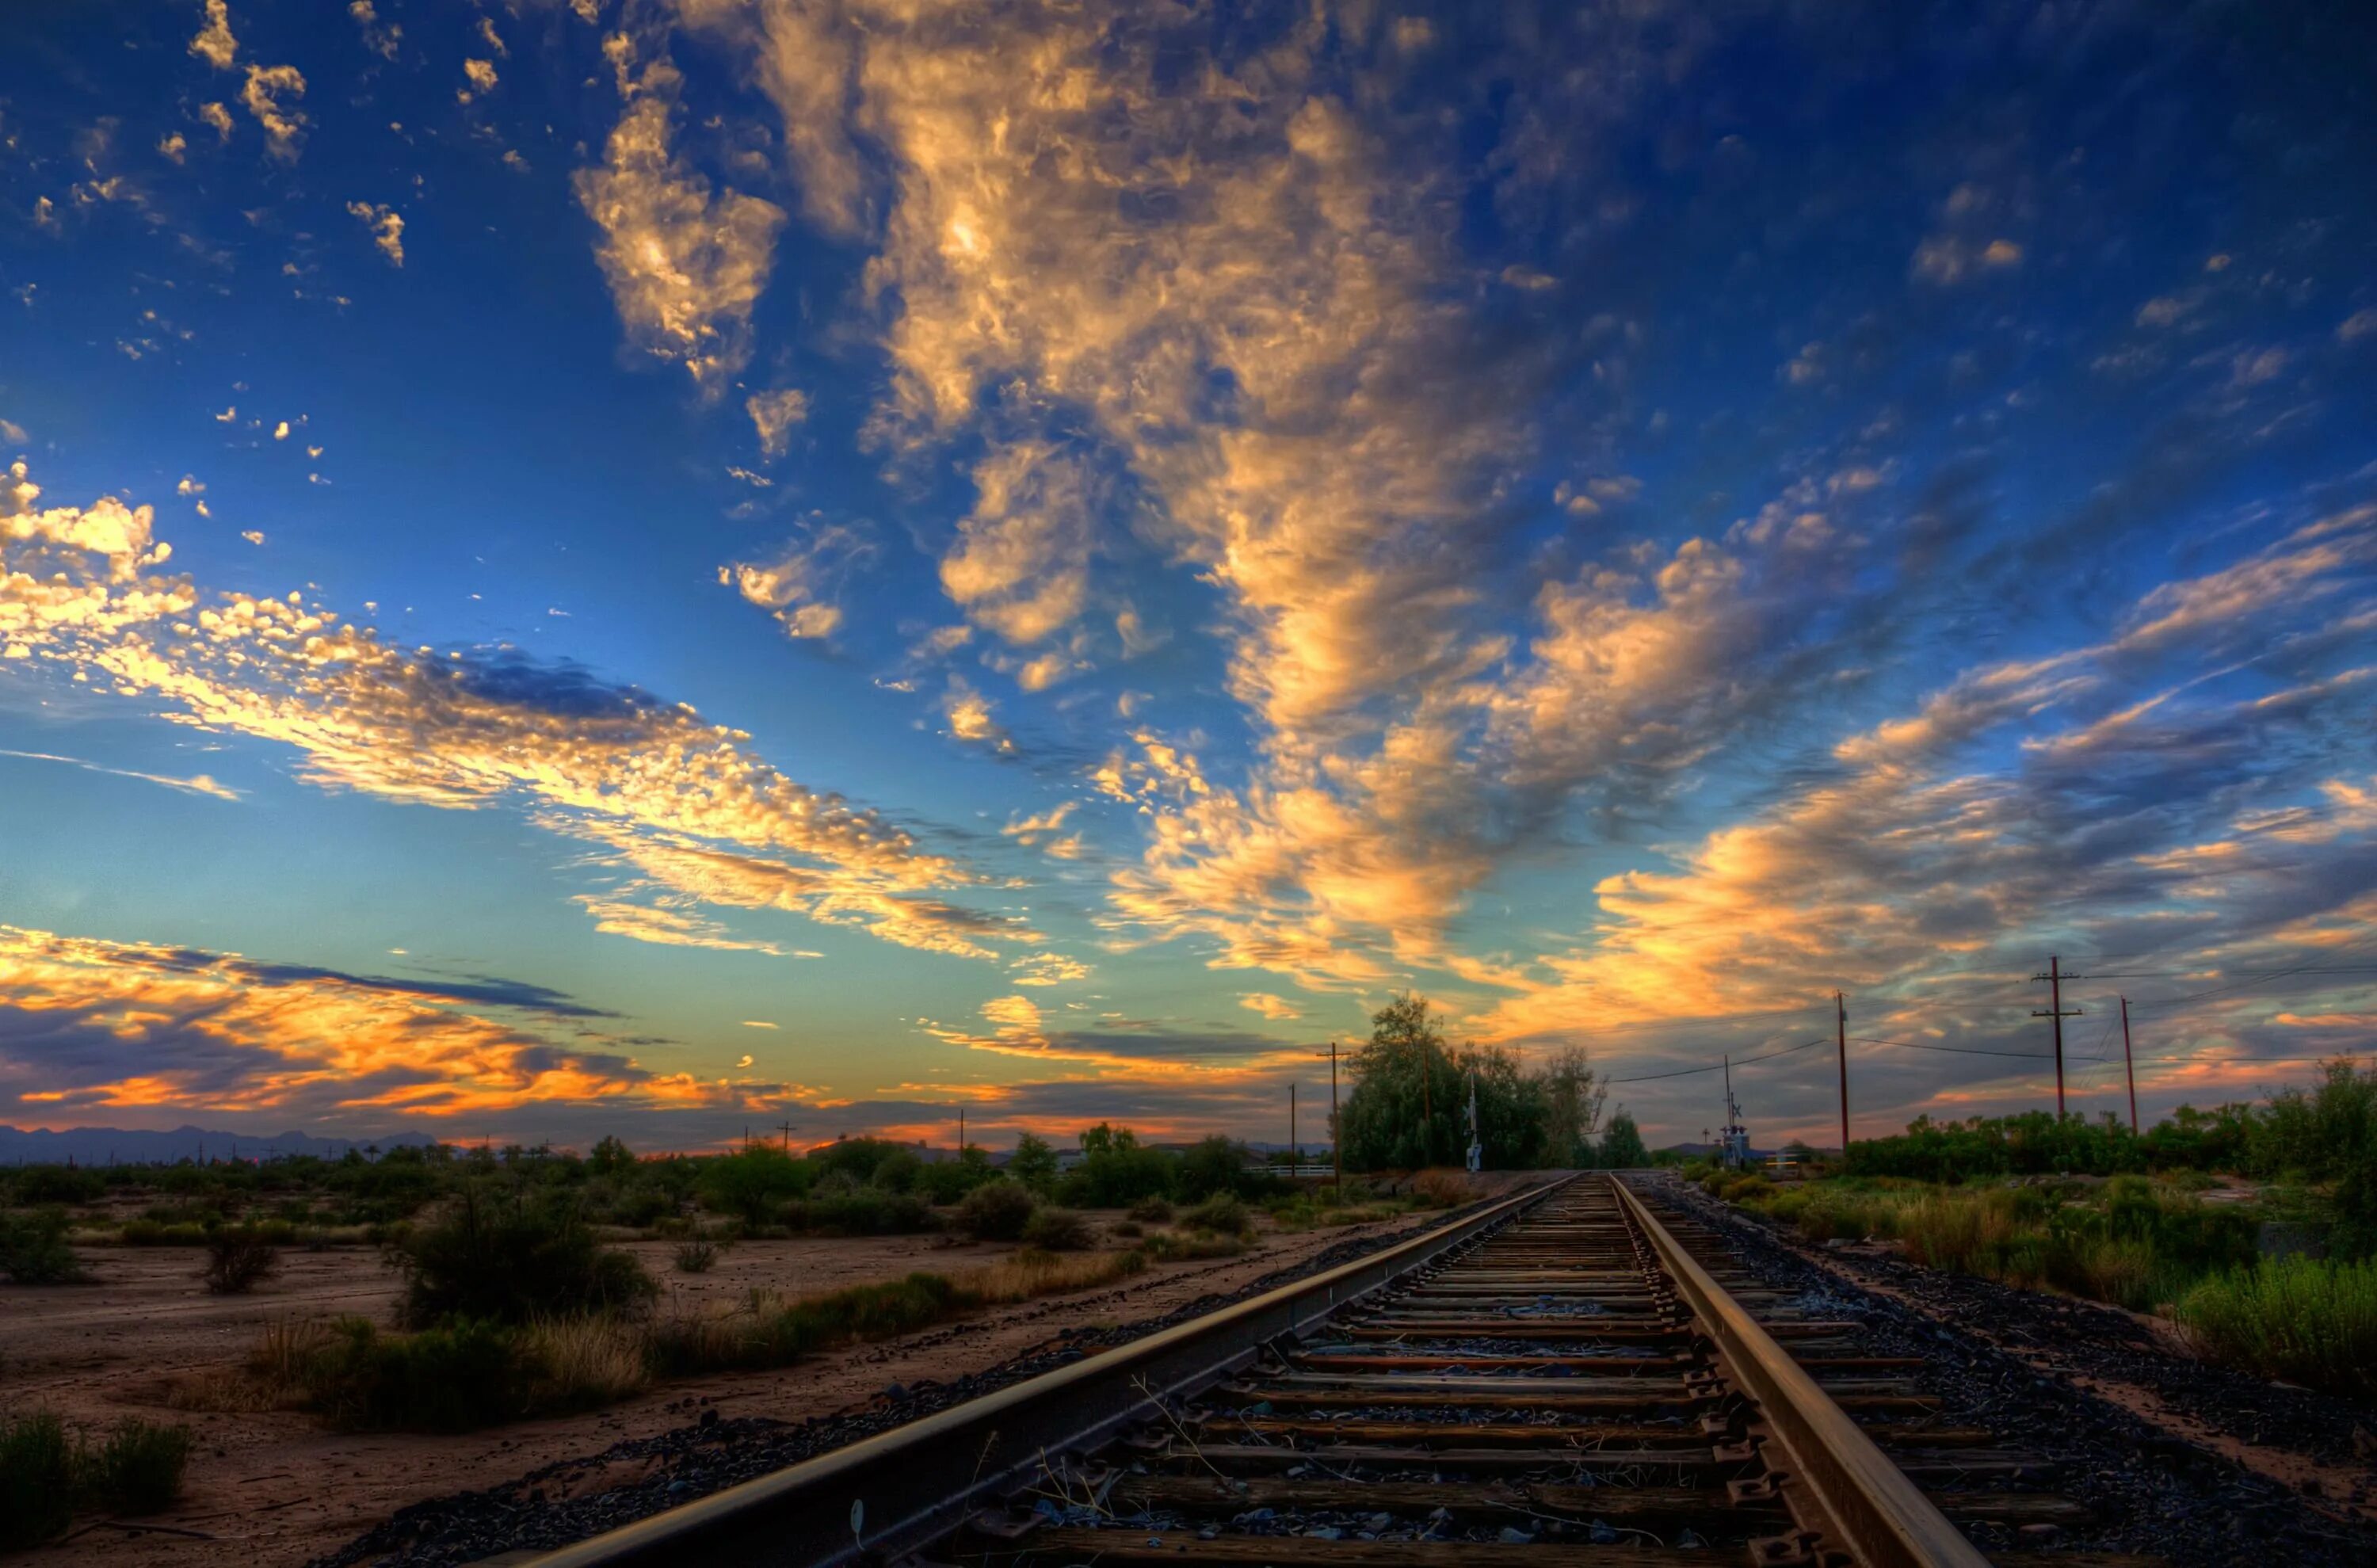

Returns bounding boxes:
[1337,996,1556,1171]
[1539,1047,1607,1167]
[1597,1111,1648,1169]
[587,1135,635,1177]
[1007,1132,1059,1192]
[1178,1135,1250,1201]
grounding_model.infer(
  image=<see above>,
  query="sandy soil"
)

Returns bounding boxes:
[2,1211,1458,1567]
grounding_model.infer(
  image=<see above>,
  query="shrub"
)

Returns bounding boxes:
[673,1240,719,1274]
[1183,1192,1250,1235]
[297,1316,528,1432]
[1177,1135,1253,1202]
[2178,1257,2377,1402]
[697,1148,810,1223]
[203,1227,280,1294]
[1005,1133,1060,1193]
[784,1188,937,1237]
[521,1317,647,1410]
[395,1185,654,1328]
[1111,1220,1143,1238]
[78,1419,193,1515]
[956,1179,1036,1242]
[1409,1170,1471,1209]
[918,1147,995,1204]
[0,1207,86,1284]
[1126,1195,1174,1224]
[1146,1229,1246,1261]
[1020,1207,1092,1251]
[0,1410,74,1547]
[119,1219,208,1246]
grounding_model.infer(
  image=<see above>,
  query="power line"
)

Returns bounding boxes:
[1849,1034,2053,1060]
[1607,1037,1829,1084]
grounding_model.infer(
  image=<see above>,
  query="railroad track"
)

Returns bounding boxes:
[513,1175,2155,1568]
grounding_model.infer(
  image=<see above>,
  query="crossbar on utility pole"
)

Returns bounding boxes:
[2031,955,2085,1119]
[2120,996,2139,1135]
[1835,990,1850,1157]
[776,1120,798,1154]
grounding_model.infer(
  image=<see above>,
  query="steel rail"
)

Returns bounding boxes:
[506,1176,1570,1568]
[1612,1176,1992,1568]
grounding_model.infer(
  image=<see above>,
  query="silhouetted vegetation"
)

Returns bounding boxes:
[202,1227,280,1294]
[394,1183,654,1327]
[0,1207,85,1284]
[0,1410,193,1547]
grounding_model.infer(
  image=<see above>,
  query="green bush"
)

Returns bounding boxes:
[1058,1124,1177,1208]
[956,1179,1036,1242]
[395,1185,654,1328]
[673,1240,719,1274]
[696,1148,811,1223]
[203,1227,280,1294]
[0,1207,86,1284]
[1020,1207,1092,1251]
[1126,1195,1174,1224]
[9,1166,106,1205]
[1184,1192,1250,1235]
[783,1187,937,1237]
[78,1419,193,1515]
[301,1316,528,1432]
[2178,1257,2377,1403]
[0,1410,74,1547]
[918,1146,995,1204]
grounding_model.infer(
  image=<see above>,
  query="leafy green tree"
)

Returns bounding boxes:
[1538,1046,1606,1166]
[1177,1135,1252,1201]
[587,1135,635,1176]
[1597,1111,1649,1169]
[1337,996,1555,1170]
[1063,1125,1177,1207]
[1006,1133,1059,1193]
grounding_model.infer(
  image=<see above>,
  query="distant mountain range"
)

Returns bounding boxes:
[0,1124,441,1166]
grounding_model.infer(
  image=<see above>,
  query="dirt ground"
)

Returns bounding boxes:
[2,1211,1461,1567]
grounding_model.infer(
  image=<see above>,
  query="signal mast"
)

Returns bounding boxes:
[1719,1055,1753,1170]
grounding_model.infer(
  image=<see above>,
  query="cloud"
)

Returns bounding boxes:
[198,102,234,142]
[347,201,404,266]
[1240,992,1302,1021]
[189,0,237,71]
[0,925,720,1124]
[746,387,807,459]
[940,677,1012,754]
[574,55,786,391]
[158,132,187,165]
[2,459,1066,973]
[241,64,308,161]
[939,441,1095,646]
[0,747,238,801]
[460,58,499,102]
[719,521,871,641]
[349,2,399,62]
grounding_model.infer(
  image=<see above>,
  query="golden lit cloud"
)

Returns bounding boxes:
[575,52,785,390]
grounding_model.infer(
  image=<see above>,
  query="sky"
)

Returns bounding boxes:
[2,0,2374,1156]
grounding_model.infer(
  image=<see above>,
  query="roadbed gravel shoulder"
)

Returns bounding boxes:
[1642,1174,2377,1567]
[314,1207,1496,1567]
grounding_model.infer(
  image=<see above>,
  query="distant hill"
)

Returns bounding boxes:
[0,1124,441,1166]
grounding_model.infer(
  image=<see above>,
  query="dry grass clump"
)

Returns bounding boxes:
[202,1227,280,1294]
[1409,1169,1473,1208]
[521,1316,650,1408]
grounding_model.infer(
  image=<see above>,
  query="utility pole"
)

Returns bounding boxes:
[957,1107,966,1155]
[2120,996,2139,1135]
[1835,991,1850,1158]
[2030,956,2085,1119]
[1312,1041,1341,1196]
[1289,1082,1297,1174]
[776,1121,798,1154]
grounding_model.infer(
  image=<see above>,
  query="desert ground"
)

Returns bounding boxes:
[2,1207,1467,1567]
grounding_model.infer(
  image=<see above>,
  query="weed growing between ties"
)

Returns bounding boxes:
[0,1410,194,1548]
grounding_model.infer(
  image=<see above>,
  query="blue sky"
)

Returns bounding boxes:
[2,0,2373,1153]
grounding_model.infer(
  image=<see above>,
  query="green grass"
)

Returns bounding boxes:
[2177,1257,2377,1403]
[0,1411,194,1547]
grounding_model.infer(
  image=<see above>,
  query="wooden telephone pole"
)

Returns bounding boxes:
[1313,1041,1341,1196]
[2031,956,2085,1118]
[1289,1082,1297,1173]
[776,1120,797,1154]
[1835,991,1850,1156]
[2120,997,2139,1135]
